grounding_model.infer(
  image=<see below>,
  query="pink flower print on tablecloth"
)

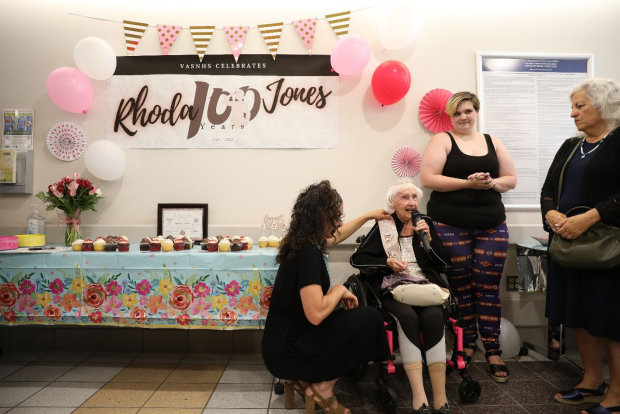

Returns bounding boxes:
[19,280,35,295]
[17,295,36,314]
[106,281,122,296]
[136,279,152,296]
[225,280,241,297]
[103,296,123,316]
[139,295,148,306]
[193,282,210,298]
[49,278,65,295]
[228,297,238,308]
[53,294,62,304]
[157,24,181,55]
[225,26,249,62]
[190,297,211,318]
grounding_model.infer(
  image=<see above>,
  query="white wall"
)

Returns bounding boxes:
[1,0,620,348]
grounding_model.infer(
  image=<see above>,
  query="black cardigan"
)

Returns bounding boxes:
[350,213,451,295]
[540,127,620,232]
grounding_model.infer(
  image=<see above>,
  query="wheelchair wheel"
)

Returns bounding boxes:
[458,378,481,403]
[273,381,284,395]
[376,385,398,414]
[345,275,368,307]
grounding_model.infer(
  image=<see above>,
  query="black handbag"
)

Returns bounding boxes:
[548,139,620,269]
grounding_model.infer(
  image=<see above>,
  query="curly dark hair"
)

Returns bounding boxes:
[276,180,343,264]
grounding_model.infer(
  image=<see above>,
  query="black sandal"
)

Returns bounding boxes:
[585,404,620,413]
[463,343,477,369]
[485,349,509,383]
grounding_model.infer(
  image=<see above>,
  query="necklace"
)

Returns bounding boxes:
[580,136,606,159]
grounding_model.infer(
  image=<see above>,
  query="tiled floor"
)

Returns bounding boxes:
[0,350,589,414]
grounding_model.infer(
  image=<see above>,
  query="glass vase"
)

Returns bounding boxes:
[64,220,82,246]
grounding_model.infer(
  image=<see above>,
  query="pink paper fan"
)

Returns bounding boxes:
[392,147,422,177]
[46,122,87,162]
[419,88,453,133]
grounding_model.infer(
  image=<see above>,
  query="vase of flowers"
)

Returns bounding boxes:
[35,173,103,245]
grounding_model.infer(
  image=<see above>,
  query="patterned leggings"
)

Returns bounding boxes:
[434,221,509,350]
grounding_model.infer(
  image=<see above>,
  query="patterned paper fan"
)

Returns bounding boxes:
[46,122,87,162]
[419,88,453,133]
[392,147,422,177]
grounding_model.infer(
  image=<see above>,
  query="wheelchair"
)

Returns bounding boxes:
[344,256,482,413]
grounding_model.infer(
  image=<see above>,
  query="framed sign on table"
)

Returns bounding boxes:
[157,203,208,241]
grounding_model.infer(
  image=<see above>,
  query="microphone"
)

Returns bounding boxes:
[411,209,432,252]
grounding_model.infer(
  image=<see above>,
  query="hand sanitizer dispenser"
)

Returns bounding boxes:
[27,204,45,236]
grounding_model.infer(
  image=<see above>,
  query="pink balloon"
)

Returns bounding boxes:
[46,67,93,113]
[330,35,371,76]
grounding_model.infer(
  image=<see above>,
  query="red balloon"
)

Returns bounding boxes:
[371,60,411,106]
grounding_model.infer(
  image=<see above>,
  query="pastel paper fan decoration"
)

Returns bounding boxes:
[46,122,87,162]
[419,88,453,133]
[392,147,422,177]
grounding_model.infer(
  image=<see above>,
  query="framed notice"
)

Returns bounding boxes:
[157,203,208,241]
[476,53,593,209]
[3,109,34,150]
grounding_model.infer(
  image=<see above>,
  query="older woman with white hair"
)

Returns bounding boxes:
[351,178,453,414]
[541,78,620,414]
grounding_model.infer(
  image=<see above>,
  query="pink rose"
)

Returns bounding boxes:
[168,285,194,311]
[129,306,148,323]
[73,173,80,180]
[68,181,79,192]
[219,307,239,326]
[89,186,98,196]
[0,283,19,308]
[43,304,63,321]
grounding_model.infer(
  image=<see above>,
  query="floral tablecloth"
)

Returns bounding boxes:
[0,246,277,329]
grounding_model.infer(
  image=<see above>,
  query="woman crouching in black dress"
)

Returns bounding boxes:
[262,180,390,414]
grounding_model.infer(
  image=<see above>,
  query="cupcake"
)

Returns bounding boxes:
[268,235,280,248]
[104,236,117,252]
[181,235,193,250]
[162,239,174,252]
[240,238,248,251]
[231,238,242,252]
[205,237,218,252]
[200,238,210,251]
[140,237,151,251]
[93,238,106,252]
[118,239,130,252]
[173,239,184,251]
[72,239,84,251]
[219,238,231,252]
[216,235,224,242]
[150,239,162,252]
[82,239,93,251]
[258,236,269,248]
[245,237,253,250]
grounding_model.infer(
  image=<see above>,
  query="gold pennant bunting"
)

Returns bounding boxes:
[123,20,149,56]
[189,25,216,62]
[325,11,351,38]
[257,22,283,60]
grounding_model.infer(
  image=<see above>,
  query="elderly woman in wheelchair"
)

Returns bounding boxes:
[351,178,453,414]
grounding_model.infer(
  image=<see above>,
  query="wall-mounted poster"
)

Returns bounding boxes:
[3,109,34,151]
[106,54,339,149]
[476,53,593,209]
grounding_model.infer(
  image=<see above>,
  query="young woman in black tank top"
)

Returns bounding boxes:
[420,92,517,383]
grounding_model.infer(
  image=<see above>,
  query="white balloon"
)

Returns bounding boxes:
[74,37,117,80]
[379,3,422,50]
[475,317,522,358]
[84,140,126,181]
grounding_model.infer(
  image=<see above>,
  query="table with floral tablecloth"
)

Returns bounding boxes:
[0,246,277,329]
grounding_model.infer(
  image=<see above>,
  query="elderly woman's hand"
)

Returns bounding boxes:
[555,211,600,240]
[387,258,408,273]
[545,210,567,233]
[413,219,432,241]
[367,209,392,221]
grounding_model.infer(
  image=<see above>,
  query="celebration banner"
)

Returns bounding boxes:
[105,54,339,148]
